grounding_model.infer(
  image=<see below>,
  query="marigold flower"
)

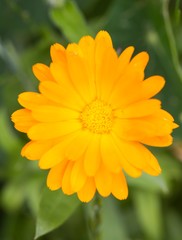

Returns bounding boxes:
[11,31,178,202]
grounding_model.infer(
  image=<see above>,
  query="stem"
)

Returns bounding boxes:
[87,194,102,240]
[161,0,182,82]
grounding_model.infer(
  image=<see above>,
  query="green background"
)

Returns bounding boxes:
[0,0,182,239]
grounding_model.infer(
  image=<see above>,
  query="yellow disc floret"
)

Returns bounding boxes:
[80,100,113,134]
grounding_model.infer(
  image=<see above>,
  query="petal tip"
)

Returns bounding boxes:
[95,30,112,46]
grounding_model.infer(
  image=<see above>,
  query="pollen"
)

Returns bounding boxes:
[80,100,113,134]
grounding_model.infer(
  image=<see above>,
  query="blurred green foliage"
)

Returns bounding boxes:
[0,0,182,239]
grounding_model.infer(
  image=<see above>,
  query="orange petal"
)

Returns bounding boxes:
[78,35,96,99]
[21,140,56,160]
[114,99,161,118]
[117,46,135,76]
[84,134,101,176]
[95,31,113,48]
[50,61,71,85]
[112,171,128,200]
[95,164,113,197]
[77,177,96,202]
[96,47,118,101]
[65,130,92,161]
[11,109,37,133]
[66,44,93,103]
[109,70,144,109]
[50,43,66,62]
[158,109,174,121]
[140,135,173,147]
[141,75,165,99]
[39,81,84,111]
[112,137,161,175]
[47,160,68,190]
[32,105,79,122]
[62,161,75,195]
[70,158,87,192]
[32,63,55,82]
[100,134,121,173]
[112,75,165,108]
[94,31,116,99]
[113,113,174,141]
[111,134,142,178]
[129,51,149,71]
[50,61,85,105]
[18,92,50,109]
[39,132,79,169]
[28,120,81,141]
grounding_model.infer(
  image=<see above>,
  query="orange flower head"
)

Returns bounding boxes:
[11,31,178,202]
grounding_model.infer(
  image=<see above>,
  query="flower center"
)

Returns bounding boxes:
[80,100,113,134]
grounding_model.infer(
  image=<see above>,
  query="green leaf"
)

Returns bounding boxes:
[102,198,128,240]
[127,173,169,194]
[133,190,163,240]
[49,0,93,42]
[35,188,80,239]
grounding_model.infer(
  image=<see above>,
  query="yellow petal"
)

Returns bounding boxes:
[141,135,173,147]
[145,110,176,135]
[28,120,81,140]
[109,70,144,109]
[113,113,174,141]
[129,51,149,71]
[117,46,135,76]
[114,99,161,118]
[11,109,37,133]
[95,164,112,197]
[32,63,55,82]
[39,81,84,111]
[79,35,95,57]
[70,158,87,191]
[18,92,50,109]
[66,44,93,103]
[94,31,116,99]
[100,134,121,173]
[95,31,113,48]
[172,123,179,129]
[113,118,146,141]
[141,75,165,99]
[111,134,142,177]
[112,76,165,109]
[112,171,128,200]
[62,161,75,195]
[39,132,78,169]
[112,139,147,170]
[50,62,85,110]
[112,137,161,175]
[50,43,65,62]
[143,158,161,176]
[65,130,92,161]
[144,164,162,176]
[32,105,79,122]
[108,46,135,105]
[66,42,83,55]
[96,47,118,101]
[78,35,96,100]
[21,140,56,160]
[47,160,68,190]
[139,146,161,175]
[84,134,101,176]
[50,61,71,86]
[77,177,96,202]
[158,109,174,121]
